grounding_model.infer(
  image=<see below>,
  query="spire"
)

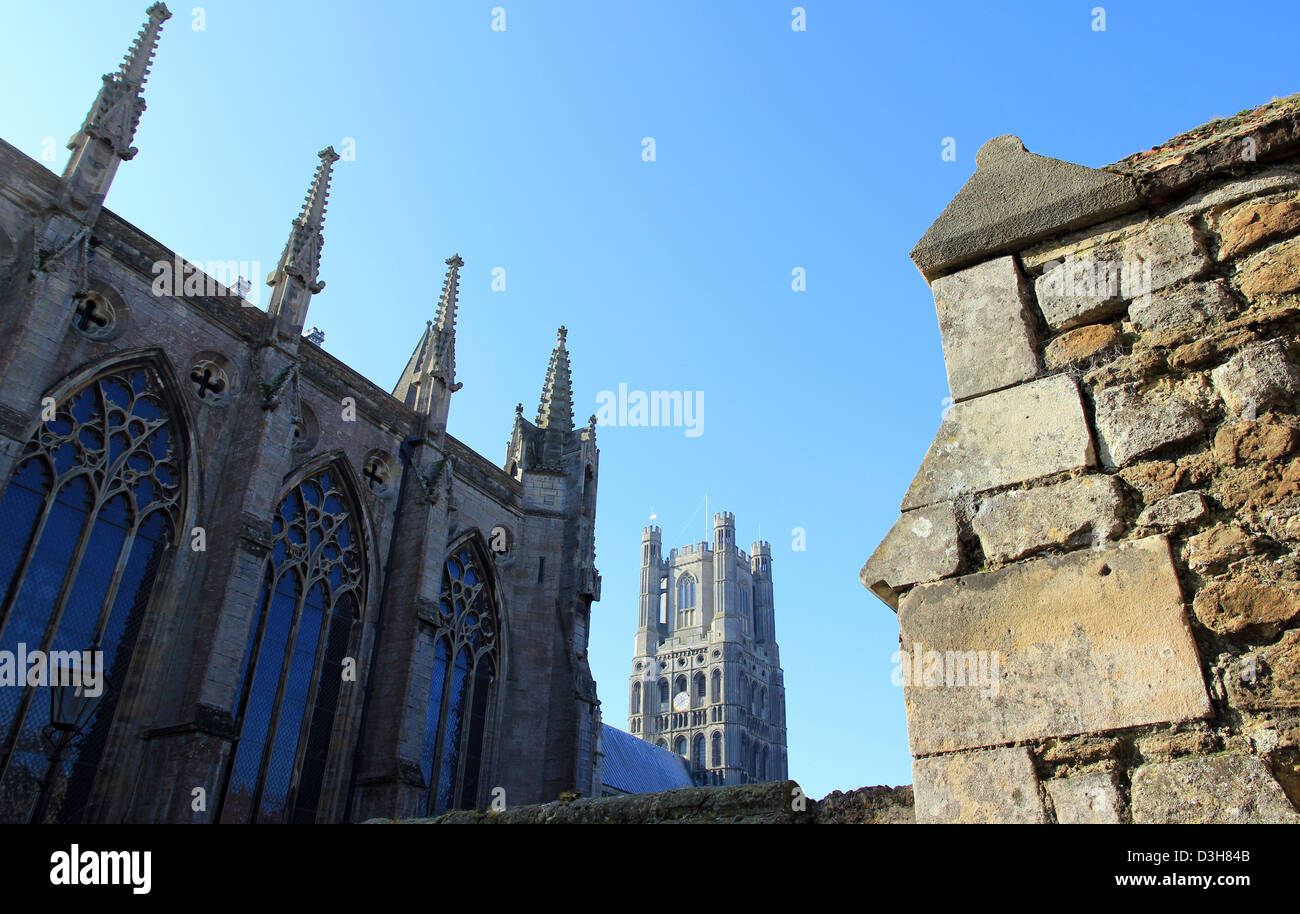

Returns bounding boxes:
[392,254,464,426]
[536,326,574,431]
[68,3,172,164]
[430,254,462,388]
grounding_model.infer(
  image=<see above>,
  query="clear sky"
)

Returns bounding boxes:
[2,0,1296,799]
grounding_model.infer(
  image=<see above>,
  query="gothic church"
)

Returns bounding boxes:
[0,3,602,823]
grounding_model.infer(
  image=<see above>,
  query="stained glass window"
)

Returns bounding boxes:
[418,539,499,816]
[220,466,363,824]
[0,365,183,823]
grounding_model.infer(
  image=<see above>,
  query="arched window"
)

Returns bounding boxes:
[673,735,686,757]
[631,681,641,714]
[738,586,748,617]
[220,465,363,824]
[760,685,768,716]
[658,678,669,704]
[710,668,721,703]
[693,671,705,700]
[656,738,668,750]
[675,573,695,608]
[710,731,722,768]
[674,674,686,696]
[0,364,185,823]
[692,733,704,769]
[417,539,500,816]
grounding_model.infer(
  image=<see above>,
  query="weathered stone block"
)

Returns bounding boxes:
[898,536,1211,756]
[1238,235,1300,296]
[1165,168,1300,219]
[1123,218,1211,295]
[912,747,1045,824]
[860,502,961,609]
[1217,192,1300,261]
[1225,629,1300,710]
[1046,771,1122,824]
[1186,524,1262,573]
[1131,754,1300,824]
[1092,382,1205,468]
[1193,578,1300,636]
[1213,415,1299,466]
[1044,323,1122,371]
[910,135,1141,282]
[1128,279,1237,334]
[1136,491,1208,531]
[1210,338,1299,420]
[902,375,1096,510]
[931,256,1039,401]
[972,474,1124,564]
[1034,255,1129,331]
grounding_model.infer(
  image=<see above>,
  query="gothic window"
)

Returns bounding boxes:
[220,465,363,824]
[673,735,685,757]
[0,364,184,823]
[693,671,705,700]
[657,738,668,750]
[710,731,721,768]
[710,668,721,703]
[417,539,500,816]
[658,678,669,705]
[631,681,641,714]
[761,686,768,716]
[674,674,686,696]
[738,586,748,617]
[675,574,695,608]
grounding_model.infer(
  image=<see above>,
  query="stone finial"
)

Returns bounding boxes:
[536,326,574,431]
[910,135,1141,281]
[67,2,172,163]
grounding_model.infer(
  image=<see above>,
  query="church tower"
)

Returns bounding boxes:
[627,513,788,785]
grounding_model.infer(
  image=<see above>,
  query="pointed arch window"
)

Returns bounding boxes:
[692,733,704,771]
[675,574,695,608]
[710,668,721,703]
[220,466,363,824]
[673,735,686,758]
[710,730,722,768]
[418,540,500,816]
[0,364,184,823]
[631,681,641,715]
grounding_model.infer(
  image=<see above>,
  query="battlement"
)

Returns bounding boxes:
[712,511,735,528]
[642,525,661,539]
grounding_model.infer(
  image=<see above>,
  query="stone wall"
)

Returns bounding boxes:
[862,95,1300,824]
[367,781,914,824]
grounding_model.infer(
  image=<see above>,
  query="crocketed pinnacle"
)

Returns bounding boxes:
[72,2,172,160]
[536,326,574,431]
[275,147,340,294]
[430,254,463,388]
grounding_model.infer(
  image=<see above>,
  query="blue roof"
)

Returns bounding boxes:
[600,725,695,796]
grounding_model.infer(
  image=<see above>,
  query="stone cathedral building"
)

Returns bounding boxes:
[0,4,602,824]
[628,513,788,784]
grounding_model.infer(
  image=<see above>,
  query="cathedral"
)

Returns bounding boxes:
[627,513,788,784]
[0,3,602,823]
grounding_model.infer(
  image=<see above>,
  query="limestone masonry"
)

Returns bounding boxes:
[862,94,1300,824]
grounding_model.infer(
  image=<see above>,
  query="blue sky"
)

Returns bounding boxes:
[2,0,1296,799]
